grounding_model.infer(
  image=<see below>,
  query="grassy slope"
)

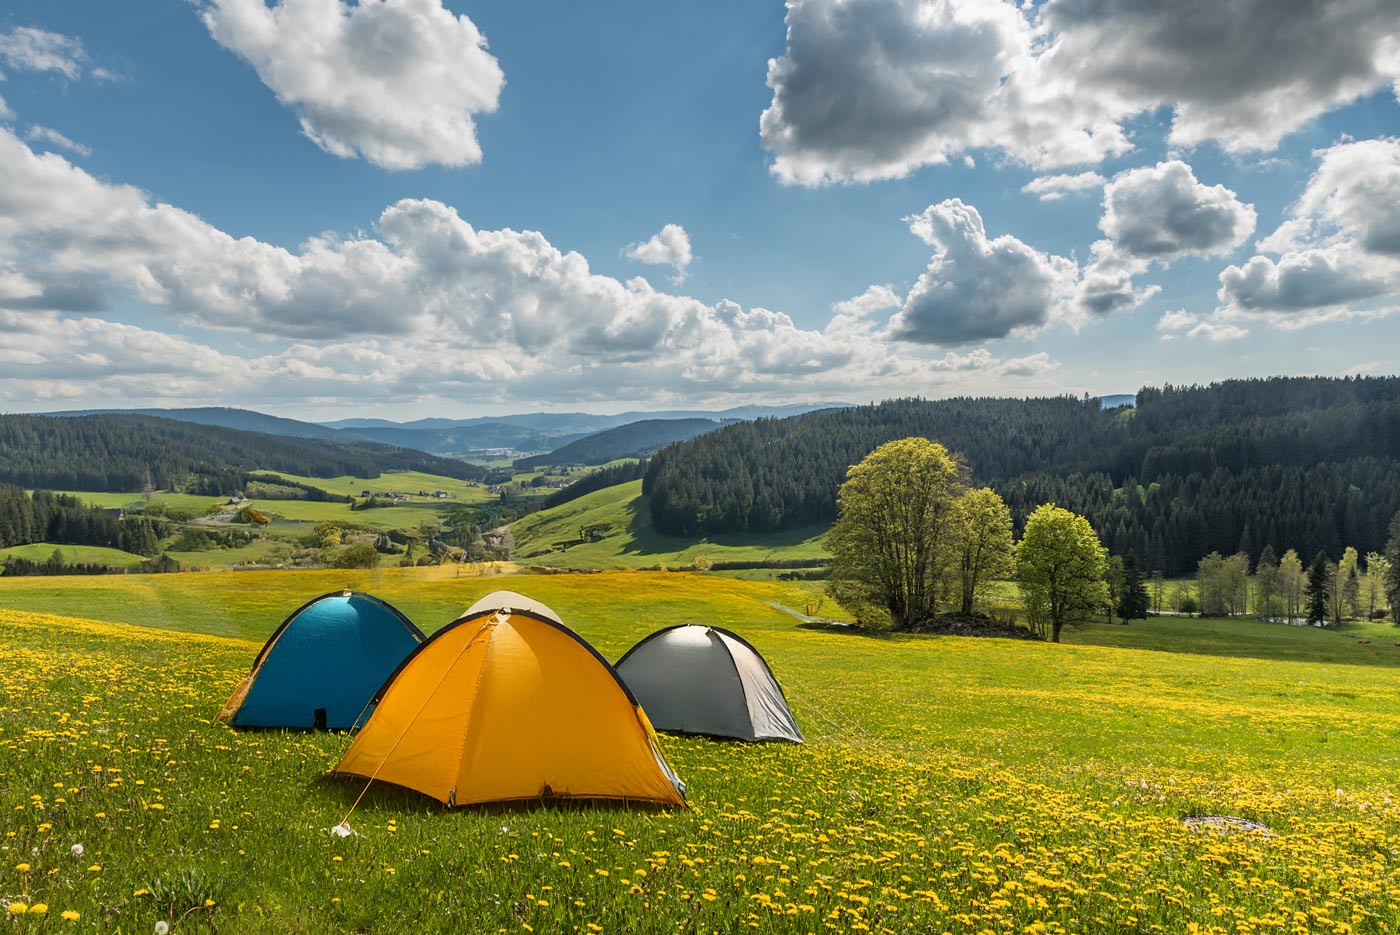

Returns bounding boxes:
[3,569,1400,931]
[0,543,149,568]
[511,480,828,569]
[262,470,495,502]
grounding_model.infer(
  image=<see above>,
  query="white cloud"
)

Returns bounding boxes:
[1039,0,1400,155]
[0,26,109,80]
[1021,172,1105,202]
[200,0,504,170]
[760,0,1400,185]
[0,124,1063,408]
[1218,138,1400,326]
[624,223,693,283]
[1185,319,1247,342]
[760,0,1130,185]
[1077,160,1254,317]
[886,199,1079,344]
[1155,309,1197,332]
[1098,161,1256,259]
[24,125,91,157]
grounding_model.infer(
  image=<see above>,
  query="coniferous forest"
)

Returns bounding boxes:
[0,484,167,554]
[0,413,490,493]
[644,377,1400,575]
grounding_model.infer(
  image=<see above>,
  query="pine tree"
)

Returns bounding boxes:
[1306,552,1331,626]
[1116,552,1150,622]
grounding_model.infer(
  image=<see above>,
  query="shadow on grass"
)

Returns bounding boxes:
[1063,614,1400,670]
[309,773,684,815]
[796,621,901,641]
[615,496,824,559]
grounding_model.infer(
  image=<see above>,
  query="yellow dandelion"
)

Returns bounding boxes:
[29,904,47,915]
[8,903,27,915]
[62,910,80,921]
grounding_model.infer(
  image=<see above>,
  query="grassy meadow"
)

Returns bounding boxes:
[4,567,1400,933]
[0,544,148,570]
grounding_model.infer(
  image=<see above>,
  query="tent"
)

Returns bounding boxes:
[335,598,686,807]
[462,589,562,624]
[219,591,425,730]
[615,625,804,743]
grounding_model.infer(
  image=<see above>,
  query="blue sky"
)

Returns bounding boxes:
[1,0,1398,419]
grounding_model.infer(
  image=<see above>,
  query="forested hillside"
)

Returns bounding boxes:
[0,484,166,554]
[645,378,1400,575]
[0,414,489,493]
[514,419,730,470]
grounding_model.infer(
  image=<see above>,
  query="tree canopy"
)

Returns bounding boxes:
[824,437,962,630]
[1017,504,1110,643]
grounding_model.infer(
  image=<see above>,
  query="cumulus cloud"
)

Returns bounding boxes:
[624,224,693,282]
[1218,138,1400,327]
[1039,0,1400,154]
[0,125,1063,408]
[760,0,1400,184]
[1076,160,1254,317]
[24,125,91,157]
[760,0,1130,184]
[1153,309,1247,341]
[1021,172,1105,202]
[886,199,1079,344]
[0,26,112,80]
[200,0,504,170]
[1098,161,1257,259]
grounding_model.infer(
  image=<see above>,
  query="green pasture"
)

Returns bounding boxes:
[46,491,226,515]
[4,568,1400,933]
[261,471,493,502]
[0,543,149,570]
[511,481,829,570]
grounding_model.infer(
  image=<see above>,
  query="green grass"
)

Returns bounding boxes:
[6,570,1400,933]
[46,491,227,514]
[0,543,149,569]
[511,480,829,570]
[262,470,494,502]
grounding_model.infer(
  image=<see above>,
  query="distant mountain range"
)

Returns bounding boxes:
[513,418,742,470]
[37,402,855,461]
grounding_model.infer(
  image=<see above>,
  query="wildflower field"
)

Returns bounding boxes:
[4,569,1400,933]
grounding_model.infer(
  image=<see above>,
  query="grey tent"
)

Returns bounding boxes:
[463,590,563,624]
[615,625,804,742]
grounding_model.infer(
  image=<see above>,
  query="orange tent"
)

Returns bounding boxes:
[335,598,685,807]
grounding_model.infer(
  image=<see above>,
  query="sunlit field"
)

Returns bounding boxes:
[4,568,1400,933]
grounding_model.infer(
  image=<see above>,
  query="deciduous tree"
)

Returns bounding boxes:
[825,437,962,630]
[951,487,1015,616]
[1016,504,1109,643]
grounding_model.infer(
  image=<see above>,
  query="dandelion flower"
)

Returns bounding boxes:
[8,902,27,915]
[155,921,169,935]
[29,904,47,915]
[62,910,80,921]
[15,862,30,872]
[70,844,83,857]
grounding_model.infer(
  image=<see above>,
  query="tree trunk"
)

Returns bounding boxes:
[1051,618,1062,643]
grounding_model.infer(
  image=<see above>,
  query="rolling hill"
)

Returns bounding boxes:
[644,377,1400,575]
[43,406,357,441]
[0,413,493,493]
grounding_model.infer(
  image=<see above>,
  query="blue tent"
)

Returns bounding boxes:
[220,591,425,730]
